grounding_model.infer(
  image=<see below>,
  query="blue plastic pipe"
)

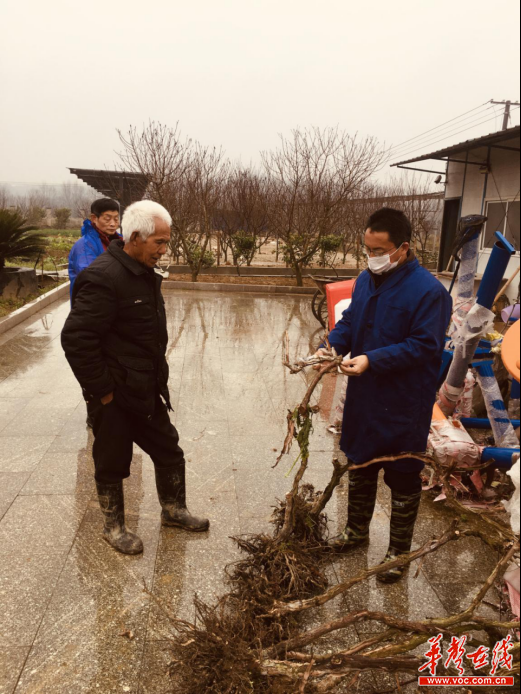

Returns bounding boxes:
[461,417,520,429]
[481,447,520,469]
[474,361,519,447]
[476,231,516,309]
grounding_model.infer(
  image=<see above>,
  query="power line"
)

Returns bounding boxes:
[388,105,495,157]
[491,102,502,132]
[390,106,520,162]
[387,103,492,156]
[387,101,490,154]
[390,108,500,160]
[388,105,495,159]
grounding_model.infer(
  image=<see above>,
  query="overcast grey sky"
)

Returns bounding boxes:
[1,0,519,184]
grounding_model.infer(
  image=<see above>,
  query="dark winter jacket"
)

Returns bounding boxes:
[328,258,452,471]
[61,240,171,418]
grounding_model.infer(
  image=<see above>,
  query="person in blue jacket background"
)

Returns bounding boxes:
[318,207,452,583]
[69,198,121,426]
[69,198,121,296]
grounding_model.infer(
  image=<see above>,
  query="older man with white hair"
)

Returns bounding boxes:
[61,200,209,555]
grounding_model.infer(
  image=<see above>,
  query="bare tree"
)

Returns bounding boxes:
[393,177,443,267]
[0,186,11,209]
[166,143,229,281]
[338,177,443,269]
[262,127,384,286]
[60,182,98,218]
[119,122,229,281]
[217,166,269,270]
[15,187,53,227]
[117,122,220,279]
[117,121,189,207]
[53,207,71,229]
[342,183,388,268]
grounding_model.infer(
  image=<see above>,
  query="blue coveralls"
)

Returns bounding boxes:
[328,258,452,476]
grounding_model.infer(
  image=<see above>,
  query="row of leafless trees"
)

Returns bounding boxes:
[1,124,442,279]
[117,122,443,284]
[0,183,98,227]
[341,180,444,269]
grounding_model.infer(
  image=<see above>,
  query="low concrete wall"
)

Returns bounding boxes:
[0,267,39,299]
[0,281,70,335]
[163,281,315,295]
[167,265,359,278]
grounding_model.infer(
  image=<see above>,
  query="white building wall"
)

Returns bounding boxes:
[445,138,520,300]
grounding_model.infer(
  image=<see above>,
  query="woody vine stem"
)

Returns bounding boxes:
[163,335,519,693]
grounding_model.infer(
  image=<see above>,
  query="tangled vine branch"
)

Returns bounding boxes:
[160,338,519,693]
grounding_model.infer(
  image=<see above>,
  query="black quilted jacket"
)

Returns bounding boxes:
[61,240,171,417]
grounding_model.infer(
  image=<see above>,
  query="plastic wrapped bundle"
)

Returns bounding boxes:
[438,303,495,416]
[502,460,520,533]
[428,417,482,468]
[453,369,476,419]
[456,233,480,301]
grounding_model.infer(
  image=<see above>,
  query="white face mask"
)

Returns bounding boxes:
[366,244,403,275]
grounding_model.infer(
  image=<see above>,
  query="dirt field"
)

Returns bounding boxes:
[202,239,359,270]
[167,273,317,287]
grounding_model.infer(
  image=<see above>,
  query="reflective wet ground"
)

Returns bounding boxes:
[0,290,501,693]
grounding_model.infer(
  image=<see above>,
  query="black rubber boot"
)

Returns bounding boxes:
[154,467,210,532]
[377,490,422,584]
[95,482,143,555]
[328,470,378,552]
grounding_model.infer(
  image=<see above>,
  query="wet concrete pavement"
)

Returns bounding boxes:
[0,290,502,693]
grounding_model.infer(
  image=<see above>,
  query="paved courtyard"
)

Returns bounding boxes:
[0,289,501,693]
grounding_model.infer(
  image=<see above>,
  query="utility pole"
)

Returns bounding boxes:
[491,99,521,130]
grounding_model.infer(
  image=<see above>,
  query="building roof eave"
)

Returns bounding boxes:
[390,125,520,168]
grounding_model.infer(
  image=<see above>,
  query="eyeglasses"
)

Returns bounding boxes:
[363,246,397,258]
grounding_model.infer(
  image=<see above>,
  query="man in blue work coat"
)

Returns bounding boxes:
[69,198,121,296]
[320,208,452,583]
[68,198,121,426]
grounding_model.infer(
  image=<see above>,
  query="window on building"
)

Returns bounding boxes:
[483,200,520,250]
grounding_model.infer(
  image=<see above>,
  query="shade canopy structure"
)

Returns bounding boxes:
[68,168,149,211]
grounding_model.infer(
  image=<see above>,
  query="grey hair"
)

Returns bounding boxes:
[121,200,172,242]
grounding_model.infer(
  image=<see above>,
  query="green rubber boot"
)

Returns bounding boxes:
[328,470,378,552]
[96,482,143,555]
[154,467,210,533]
[377,490,422,584]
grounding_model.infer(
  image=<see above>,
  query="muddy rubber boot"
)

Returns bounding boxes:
[95,482,143,555]
[154,467,210,532]
[377,490,422,584]
[328,471,378,552]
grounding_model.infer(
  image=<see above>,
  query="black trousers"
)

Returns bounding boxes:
[91,397,185,484]
[353,461,422,495]
[86,398,98,424]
